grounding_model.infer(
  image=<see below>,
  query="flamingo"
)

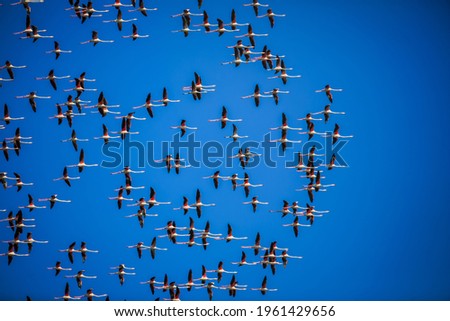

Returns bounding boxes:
[283,216,311,237]
[103,9,137,31]
[225,8,249,31]
[298,122,326,141]
[207,18,239,36]
[172,16,201,37]
[216,224,248,243]
[183,72,216,94]
[301,167,325,180]
[231,251,259,266]
[252,45,278,69]
[0,173,16,189]
[301,145,325,159]
[140,276,163,295]
[120,175,145,196]
[226,40,253,55]
[270,113,302,131]
[21,25,54,42]
[124,208,157,228]
[61,129,89,152]
[93,124,120,144]
[18,194,46,212]
[235,24,268,48]
[251,276,278,294]
[310,171,336,191]
[203,170,228,189]
[109,186,133,209]
[197,221,222,250]
[48,105,67,125]
[109,265,136,286]
[272,56,292,74]
[128,0,157,17]
[237,173,263,198]
[127,242,150,259]
[10,172,33,192]
[225,124,248,142]
[193,10,217,32]
[13,210,36,234]
[241,232,266,255]
[222,173,244,190]
[153,274,170,292]
[286,152,314,172]
[315,85,343,103]
[173,196,195,215]
[243,196,269,213]
[296,203,330,215]
[325,153,346,170]
[241,84,271,107]
[47,261,72,276]
[167,286,181,301]
[16,91,51,112]
[2,103,24,125]
[0,211,16,231]
[85,91,121,116]
[122,23,149,40]
[269,200,292,218]
[257,8,286,28]
[204,282,220,301]
[45,41,72,59]
[184,81,203,100]
[81,31,114,45]
[84,288,108,301]
[243,0,269,16]
[147,187,171,209]
[1,230,21,253]
[222,47,249,67]
[148,236,167,259]
[171,8,203,27]
[178,269,203,291]
[111,117,139,140]
[263,88,289,105]
[155,87,180,106]
[207,261,237,283]
[298,113,323,128]
[268,61,301,84]
[54,282,82,301]
[67,149,98,173]
[161,222,190,244]
[53,166,80,187]
[64,78,97,98]
[132,93,163,118]
[177,230,203,247]
[104,0,133,10]
[6,127,32,156]
[324,123,354,144]
[58,242,80,264]
[60,95,90,113]
[221,275,247,297]
[311,105,346,123]
[85,1,110,15]
[194,265,217,285]
[12,14,35,37]
[190,189,216,218]
[170,119,198,137]
[111,166,145,175]
[1,140,18,161]
[0,61,26,80]
[279,250,303,268]
[65,270,97,289]
[35,69,70,91]
[38,194,71,209]
[173,153,191,174]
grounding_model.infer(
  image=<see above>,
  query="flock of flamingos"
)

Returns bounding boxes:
[0,0,352,301]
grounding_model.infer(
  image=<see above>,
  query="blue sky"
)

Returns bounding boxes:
[0,0,449,301]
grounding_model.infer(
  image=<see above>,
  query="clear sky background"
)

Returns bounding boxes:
[0,0,449,301]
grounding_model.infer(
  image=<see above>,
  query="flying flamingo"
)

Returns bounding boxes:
[298,122,326,141]
[173,196,195,215]
[47,261,72,276]
[61,129,89,151]
[48,105,67,125]
[235,24,268,48]
[15,91,51,112]
[207,261,237,283]
[67,149,99,173]
[119,175,145,196]
[241,232,266,255]
[178,269,203,291]
[12,14,35,37]
[127,242,150,259]
[315,85,343,103]
[286,152,315,172]
[170,119,198,137]
[13,210,36,234]
[241,84,271,107]
[103,9,137,31]
[81,31,114,45]
[155,87,180,106]
[225,124,248,142]
[122,23,149,40]
[93,124,121,144]
[132,93,163,118]
[172,16,201,37]
[243,0,269,16]
[1,230,21,253]
[221,173,244,190]
[298,113,322,128]
[323,123,354,144]
[231,251,259,266]
[257,8,286,28]
[148,236,167,259]
[111,166,145,175]
[38,194,71,209]
[216,224,248,243]
[263,88,289,105]
[269,200,292,218]
[183,72,216,94]
[203,171,228,189]
[251,276,278,294]
[53,166,80,187]
[221,275,247,297]
[194,265,217,285]
[18,194,46,212]
[207,18,239,36]
[21,25,54,42]
[54,282,82,301]
[147,187,171,209]
[282,216,311,237]
[109,186,133,209]
[109,265,136,285]
[325,153,346,170]
[243,196,269,213]
[140,276,163,295]
[173,153,191,174]
[190,189,216,218]
[222,47,249,67]
[35,69,70,91]
[193,10,217,32]
[111,117,139,140]
[311,105,346,123]
[10,172,33,192]
[225,9,249,31]
[2,104,24,125]
[1,140,18,161]
[75,4,104,23]
[104,0,133,10]
[65,270,97,289]
[279,250,303,268]
[128,0,157,17]
[6,127,32,156]
[64,78,97,98]
[84,288,108,301]
[58,242,80,264]
[270,113,302,131]
[0,61,26,80]
[272,56,292,74]
[171,8,203,26]
[268,61,301,84]
[177,230,203,247]
[197,221,222,250]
